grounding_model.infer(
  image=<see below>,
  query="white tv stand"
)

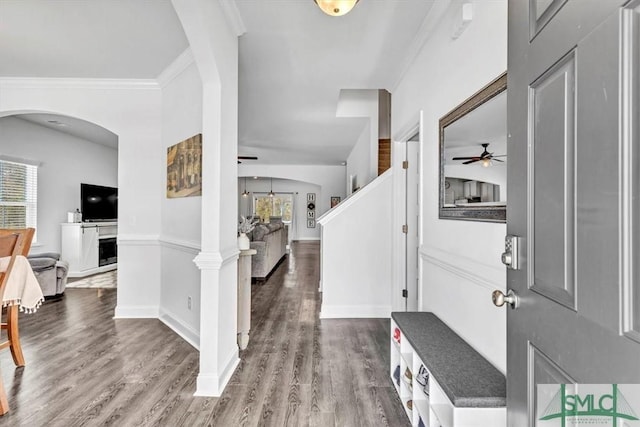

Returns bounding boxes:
[61,222,117,278]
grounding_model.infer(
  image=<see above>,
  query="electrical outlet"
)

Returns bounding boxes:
[187,296,192,310]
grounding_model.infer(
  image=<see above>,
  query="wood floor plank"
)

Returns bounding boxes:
[0,241,409,426]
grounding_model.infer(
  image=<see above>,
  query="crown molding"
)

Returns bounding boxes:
[219,0,247,37]
[157,48,195,88]
[0,77,159,90]
[390,0,452,92]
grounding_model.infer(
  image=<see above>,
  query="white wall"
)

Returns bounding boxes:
[346,125,370,194]
[392,0,508,372]
[238,177,322,240]
[0,116,118,253]
[159,56,203,348]
[339,89,379,189]
[319,171,393,318]
[0,78,164,320]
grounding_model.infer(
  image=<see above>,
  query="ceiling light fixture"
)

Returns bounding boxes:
[242,177,249,197]
[314,0,359,17]
[268,178,275,197]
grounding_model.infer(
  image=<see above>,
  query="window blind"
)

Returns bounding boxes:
[0,159,38,229]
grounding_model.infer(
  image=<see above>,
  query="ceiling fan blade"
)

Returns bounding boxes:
[491,154,507,157]
[452,156,480,160]
[463,159,481,165]
[492,158,505,162]
[238,156,258,160]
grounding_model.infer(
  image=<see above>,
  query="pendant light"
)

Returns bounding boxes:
[242,177,249,197]
[314,0,359,17]
[268,178,275,197]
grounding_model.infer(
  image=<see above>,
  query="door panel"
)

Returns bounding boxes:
[530,0,568,39]
[529,344,576,427]
[507,1,640,425]
[530,51,576,310]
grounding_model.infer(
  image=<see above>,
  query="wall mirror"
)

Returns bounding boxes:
[439,72,507,222]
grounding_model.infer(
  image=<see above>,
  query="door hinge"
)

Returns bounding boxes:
[402,160,409,169]
[402,289,408,298]
[402,224,408,234]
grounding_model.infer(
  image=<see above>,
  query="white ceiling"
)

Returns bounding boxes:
[0,0,438,164]
[0,0,188,79]
[235,0,436,164]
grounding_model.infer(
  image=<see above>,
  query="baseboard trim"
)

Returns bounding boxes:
[319,304,391,319]
[194,350,240,397]
[113,305,159,318]
[159,308,200,350]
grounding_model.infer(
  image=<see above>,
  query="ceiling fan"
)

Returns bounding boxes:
[451,143,505,166]
[237,156,258,164]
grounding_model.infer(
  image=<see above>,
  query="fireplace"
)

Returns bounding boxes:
[99,237,117,267]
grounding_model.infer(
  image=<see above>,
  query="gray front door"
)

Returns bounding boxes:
[507,1,640,425]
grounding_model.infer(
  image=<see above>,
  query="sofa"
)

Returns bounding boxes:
[27,252,68,298]
[249,222,287,281]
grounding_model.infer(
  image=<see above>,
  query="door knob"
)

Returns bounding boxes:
[492,289,519,309]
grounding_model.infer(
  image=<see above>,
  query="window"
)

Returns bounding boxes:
[253,193,293,223]
[0,159,38,229]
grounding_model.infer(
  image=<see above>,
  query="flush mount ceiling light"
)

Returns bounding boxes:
[314,0,359,17]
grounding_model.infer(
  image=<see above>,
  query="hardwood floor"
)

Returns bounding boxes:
[0,242,409,426]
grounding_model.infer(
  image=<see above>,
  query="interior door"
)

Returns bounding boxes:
[405,136,419,311]
[506,1,640,425]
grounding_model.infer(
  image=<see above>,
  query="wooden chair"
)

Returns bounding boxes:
[0,228,34,369]
[0,229,34,415]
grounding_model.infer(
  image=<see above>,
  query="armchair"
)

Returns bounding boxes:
[27,252,68,298]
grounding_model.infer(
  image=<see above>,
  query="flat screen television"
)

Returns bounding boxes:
[81,183,118,222]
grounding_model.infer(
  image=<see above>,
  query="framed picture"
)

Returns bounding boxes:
[167,134,202,198]
[307,219,316,228]
[330,196,341,208]
[307,210,315,219]
[307,193,315,202]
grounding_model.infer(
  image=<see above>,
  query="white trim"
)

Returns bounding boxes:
[194,350,240,397]
[393,112,421,143]
[0,77,159,90]
[319,305,392,319]
[317,169,393,225]
[420,245,505,292]
[157,48,195,88]
[219,0,247,37]
[117,234,160,246]
[159,235,201,253]
[293,237,320,241]
[159,308,200,350]
[113,305,159,318]
[193,248,239,270]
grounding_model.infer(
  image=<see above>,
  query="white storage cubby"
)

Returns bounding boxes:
[390,315,506,427]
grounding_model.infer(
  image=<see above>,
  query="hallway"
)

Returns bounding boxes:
[210,241,409,426]
[0,241,407,426]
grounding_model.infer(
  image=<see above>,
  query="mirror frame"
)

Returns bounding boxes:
[439,72,507,223]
